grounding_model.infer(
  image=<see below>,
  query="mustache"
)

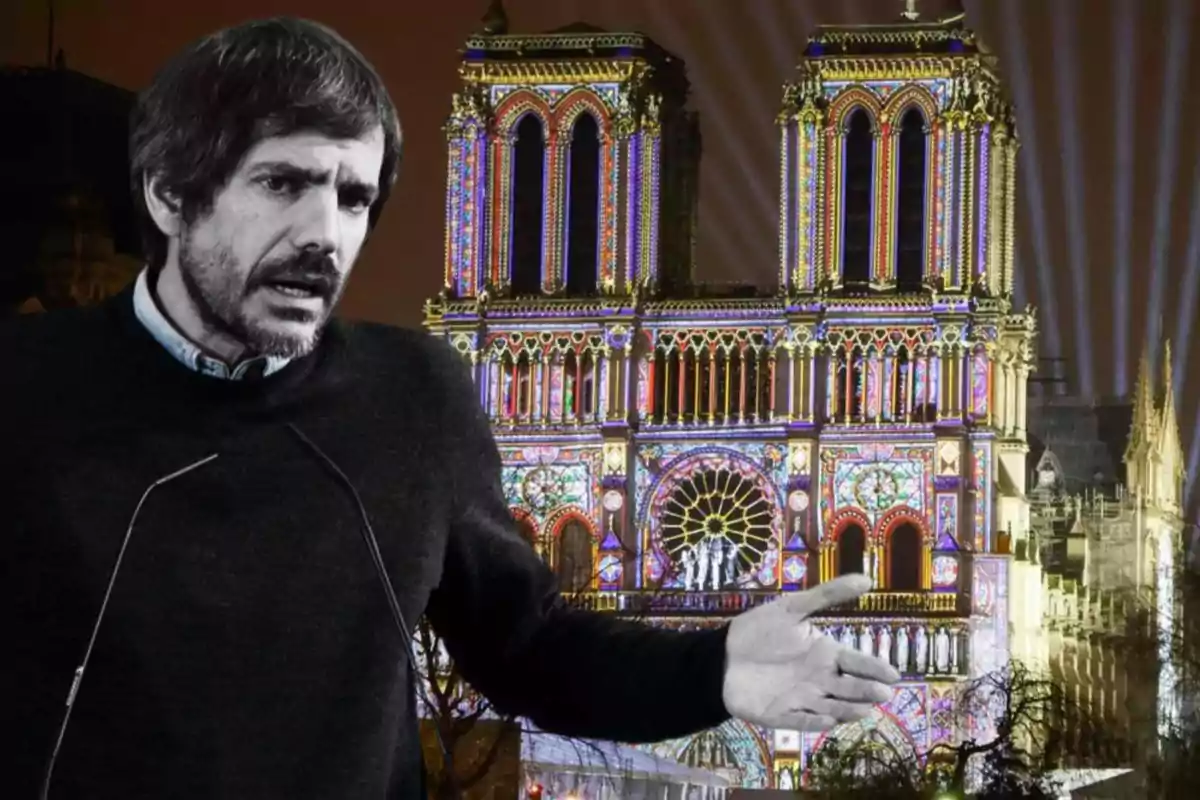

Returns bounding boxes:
[250,253,341,298]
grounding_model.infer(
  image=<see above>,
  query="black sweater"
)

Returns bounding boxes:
[4,288,730,799]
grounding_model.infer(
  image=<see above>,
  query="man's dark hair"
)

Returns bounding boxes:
[129,17,402,269]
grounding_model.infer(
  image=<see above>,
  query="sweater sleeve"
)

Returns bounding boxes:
[422,340,731,743]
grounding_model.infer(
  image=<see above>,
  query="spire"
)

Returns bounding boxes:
[901,0,921,21]
[1162,339,1175,405]
[1156,339,1185,491]
[1125,349,1156,463]
[480,0,509,36]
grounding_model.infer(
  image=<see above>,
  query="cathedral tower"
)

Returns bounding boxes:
[438,8,700,300]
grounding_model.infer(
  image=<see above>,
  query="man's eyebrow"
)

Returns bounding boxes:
[339,177,379,204]
[250,161,378,201]
[250,161,327,182]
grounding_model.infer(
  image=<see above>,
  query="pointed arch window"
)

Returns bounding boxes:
[837,523,867,576]
[895,108,927,290]
[888,522,922,590]
[555,519,594,592]
[510,113,545,295]
[842,109,874,286]
[565,112,601,296]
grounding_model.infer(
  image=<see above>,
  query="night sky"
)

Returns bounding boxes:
[5,0,1200,504]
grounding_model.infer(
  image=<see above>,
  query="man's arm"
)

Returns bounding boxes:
[422,340,730,743]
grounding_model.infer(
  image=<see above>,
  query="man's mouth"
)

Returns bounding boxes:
[262,278,330,300]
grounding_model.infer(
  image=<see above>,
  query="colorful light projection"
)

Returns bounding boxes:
[498,446,603,529]
[444,74,657,299]
[647,720,773,789]
[635,442,787,589]
[971,442,992,551]
[777,70,1009,295]
[801,692,928,778]
[821,443,933,534]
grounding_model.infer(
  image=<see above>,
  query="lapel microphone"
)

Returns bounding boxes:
[40,453,220,800]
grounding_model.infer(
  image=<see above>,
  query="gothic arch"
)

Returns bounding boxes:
[876,506,930,544]
[806,706,920,781]
[878,508,929,591]
[557,98,608,296]
[881,85,938,127]
[638,447,785,534]
[826,508,872,543]
[555,87,612,134]
[546,506,599,540]
[665,719,773,789]
[494,89,554,137]
[826,510,871,581]
[547,508,598,592]
[827,87,883,131]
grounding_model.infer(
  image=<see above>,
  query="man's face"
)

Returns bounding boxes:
[176,128,384,359]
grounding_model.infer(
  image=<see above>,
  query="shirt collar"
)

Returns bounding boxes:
[132,268,291,380]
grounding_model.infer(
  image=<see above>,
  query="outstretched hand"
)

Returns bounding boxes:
[722,574,901,731]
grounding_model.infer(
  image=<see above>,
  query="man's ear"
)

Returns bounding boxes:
[143,174,183,237]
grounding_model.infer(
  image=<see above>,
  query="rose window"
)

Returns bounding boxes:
[853,467,900,512]
[660,468,776,586]
[521,467,566,512]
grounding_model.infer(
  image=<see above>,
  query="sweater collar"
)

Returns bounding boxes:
[132,268,291,381]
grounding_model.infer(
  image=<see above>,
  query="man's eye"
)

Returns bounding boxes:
[262,176,300,194]
[341,193,372,215]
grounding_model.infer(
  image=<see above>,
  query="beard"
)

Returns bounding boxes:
[177,228,345,360]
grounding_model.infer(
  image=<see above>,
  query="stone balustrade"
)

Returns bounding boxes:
[561,589,962,617]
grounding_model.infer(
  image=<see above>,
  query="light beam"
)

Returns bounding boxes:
[1141,0,1192,376]
[999,0,1063,360]
[1112,0,1136,395]
[1050,0,1094,395]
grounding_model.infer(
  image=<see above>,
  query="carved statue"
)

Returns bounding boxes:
[641,92,662,131]
[614,81,638,137]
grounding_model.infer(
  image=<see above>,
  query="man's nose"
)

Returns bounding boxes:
[293,188,340,258]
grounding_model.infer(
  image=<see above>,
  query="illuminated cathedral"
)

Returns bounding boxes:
[424,2,1185,793]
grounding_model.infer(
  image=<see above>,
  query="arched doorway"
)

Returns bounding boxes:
[887,522,922,591]
[836,524,866,576]
[554,518,594,592]
[807,710,920,787]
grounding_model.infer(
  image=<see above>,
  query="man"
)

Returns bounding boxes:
[5,18,899,798]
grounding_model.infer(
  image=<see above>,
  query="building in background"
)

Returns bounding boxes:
[0,55,141,316]
[425,3,1184,795]
[1021,351,1186,778]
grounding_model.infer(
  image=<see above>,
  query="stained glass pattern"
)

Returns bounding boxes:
[936,494,958,549]
[498,447,602,530]
[928,685,956,746]
[932,555,959,588]
[971,349,989,419]
[831,458,926,522]
[972,443,991,550]
[646,720,772,790]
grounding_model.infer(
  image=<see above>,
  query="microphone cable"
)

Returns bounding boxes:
[39,430,462,798]
[287,424,461,799]
[39,453,220,800]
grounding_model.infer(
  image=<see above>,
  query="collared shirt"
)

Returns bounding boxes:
[132,269,291,380]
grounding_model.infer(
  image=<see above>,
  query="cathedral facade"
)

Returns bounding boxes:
[423,5,1182,792]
